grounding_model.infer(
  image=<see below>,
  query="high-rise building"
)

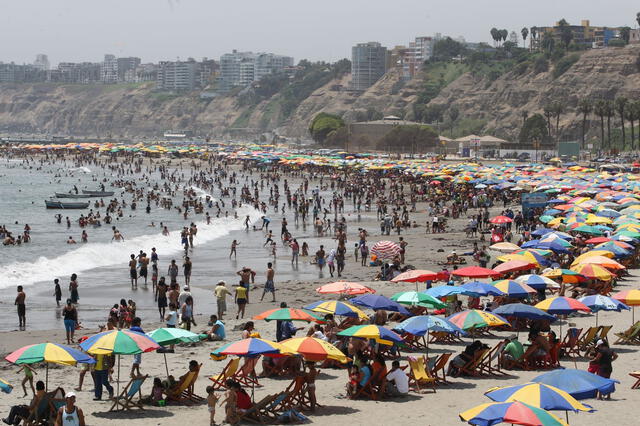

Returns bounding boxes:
[117,57,141,81]
[101,54,118,83]
[156,60,198,92]
[351,42,388,91]
[33,54,50,71]
[218,50,294,92]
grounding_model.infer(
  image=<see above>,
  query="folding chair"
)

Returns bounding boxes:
[209,357,240,390]
[578,326,601,353]
[614,322,640,345]
[348,367,383,400]
[459,348,490,377]
[164,364,203,405]
[560,327,583,359]
[232,356,262,387]
[237,393,279,424]
[598,325,613,343]
[429,352,452,384]
[630,372,640,390]
[110,375,148,411]
[478,341,508,376]
[407,356,436,393]
[266,376,308,412]
[429,331,463,344]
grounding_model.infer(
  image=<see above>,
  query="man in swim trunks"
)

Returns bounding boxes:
[129,254,138,289]
[261,262,276,302]
[15,286,26,329]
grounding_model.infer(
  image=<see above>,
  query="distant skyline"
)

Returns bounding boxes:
[1,1,638,66]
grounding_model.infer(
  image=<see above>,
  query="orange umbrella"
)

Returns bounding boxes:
[571,256,625,270]
[315,282,375,295]
[570,264,613,281]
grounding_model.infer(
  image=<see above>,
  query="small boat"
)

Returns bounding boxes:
[45,200,90,209]
[55,193,93,199]
[81,190,114,197]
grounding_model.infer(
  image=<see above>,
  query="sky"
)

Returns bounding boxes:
[1,0,638,66]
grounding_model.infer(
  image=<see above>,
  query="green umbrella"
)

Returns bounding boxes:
[147,328,202,377]
[572,225,604,235]
[253,308,326,322]
[390,291,447,309]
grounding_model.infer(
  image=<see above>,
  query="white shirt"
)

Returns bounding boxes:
[178,290,191,307]
[311,331,328,341]
[386,368,409,394]
[166,311,178,326]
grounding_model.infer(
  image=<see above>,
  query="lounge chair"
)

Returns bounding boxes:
[266,376,309,412]
[407,356,436,393]
[478,341,508,376]
[630,371,640,389]
[348,367,384,400]
[232,356,262,387]
[560,327,583,359]
[459,348,490,377]
[23,387,64,426]
[401,333,428,352]
[110,375,148,411]
[429,331,464,344]
[164,363,204,405]
[598,325,613,343]
[429,352,452,384]
[578,326,601,353]
[237,393,279,424]
[614,322,640,345]
[209,358,240,390]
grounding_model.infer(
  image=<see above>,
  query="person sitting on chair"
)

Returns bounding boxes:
[501,335,524,369]
[523,330,550,369]
[3,380,45,425]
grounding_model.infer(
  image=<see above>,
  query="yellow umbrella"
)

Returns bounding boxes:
[571,255,625,270]
[573,251,615,263]
[570,264,613,281]
[497,253,542,267]
[585,214,612,225]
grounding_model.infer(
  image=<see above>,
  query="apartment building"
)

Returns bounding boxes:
[218,50,294,92]
[351,42,388,91]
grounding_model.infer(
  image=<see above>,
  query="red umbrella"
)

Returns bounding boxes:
[391,269,439,283]
[490,215,513,224]
[451,266,501,279]
[493,260,536,275]
[585,237,611,244]
[315,281,375,295]
[370,241,401,260]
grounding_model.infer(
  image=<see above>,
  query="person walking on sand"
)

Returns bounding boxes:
[62,299,78,344]
[315,245,326,273]
[128,254,138,289]
[168,260,179,285]
[15,286,26,329]
[215,281,232,320]
[17,365,35,397]
[290,238,299,266]
[235,284,248,319]
[261,262,276,302]
[229,239,240,258]
[236,267,256,303]
[183,256,192,287]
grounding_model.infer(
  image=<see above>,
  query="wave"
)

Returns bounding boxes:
[0,206,262,288]
[68,167,92,174]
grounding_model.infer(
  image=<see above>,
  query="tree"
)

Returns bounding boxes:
[625,102,637,151]
[432,37,465,62]
[519,113,549,159]
[577,98,592,149]
[521,27,529,48]
[543,105,554,139]
[500,29,509,44]
[531,27,538,41]
[541,33,555,52]
[594,99,607,150]
[308,113,345,145]
[620,27,632,44]
[521,110,529,125]
[557,19,573,50]
[637,12,640,27]
[615,96,628,150]
[448,105,460,137]
[605,100,614,151]
[552,101,565,143]
[378,125,438,153]
[490,28,500,47]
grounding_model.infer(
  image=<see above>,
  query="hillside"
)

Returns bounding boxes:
[0,45,639,142]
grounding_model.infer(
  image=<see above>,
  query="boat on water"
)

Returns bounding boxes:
[45,200,90,209]
[81,190,114,197]
[55,193,94,199]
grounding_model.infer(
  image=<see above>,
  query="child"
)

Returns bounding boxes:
[53,279,62,307]
[220,380,238,425]
[206,385,220,425]
[17,365,35,397]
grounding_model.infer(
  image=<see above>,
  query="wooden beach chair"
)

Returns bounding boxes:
[614,322,640,344]
[401,333,428,352]
[630,372,640,389]
[429,331,464,344]
[110,375,148,411]
[407,356,436,393]
[164,364,203,405]
[459,348,490,377]
[598,325,613,343]
[266,376,309,412]
[348,367,384,400]
[429,352,452,384]
[236,393,279,424]
[478,341,508,376]
[209,357,240,390]
[23,387,64,426]
[560,327,583,359]
[232,356,262,387]
[577,326,601,353]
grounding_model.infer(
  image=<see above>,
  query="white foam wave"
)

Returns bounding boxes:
[0,206,261,288]
[68,167,92,174]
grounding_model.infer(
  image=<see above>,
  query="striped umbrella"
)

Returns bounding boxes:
[350,294,410,314]
[493,260,536,275]
[612,289,640,323]
[489,242,521,253]
[395,315,464,337]
[304,301,369,319]
[390,269,438,283]
[578,295,630,326]
[147,328,202,377]
[571,255,625,270]
[279,337,348,363]
[491,280,536,298]
[253,308,326,323]
[211,338,286,358]
[492,303,556,322]
[80,330,159,355]
[570,263,613,281]
[447,310,510,331]
[535,297,591,315]
[460,401,568,426]
[370,240,401,260]
[484,382,593,412]
[390,291,447,309]
[542,268,587,284]
[460,281,505,297]
[489,215,513,224]
[532,368,618,400]
[515,274,560,290]
[337,325,404,345]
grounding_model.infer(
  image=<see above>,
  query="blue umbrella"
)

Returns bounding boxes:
[350,294,410,315]
[394,315,465,337]
[578,295,630,326]
[423,285,465,298]
[492,303,557,322]
[460,281,505,297]
[531,228,554,237]
[515,274,560,290]
[532,368,618,399]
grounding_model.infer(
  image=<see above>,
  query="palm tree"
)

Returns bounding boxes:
[594,100,607,151]
[543,105,554,139]
[577,98,592,149]
[448,105,459,137]
[490,28,499,46]
[605,100,614,151]
[552,101,564,143]
[500,29,509,45]
[557,19,573,50]
[522,110,529,125]
[615,97,628,150]
[521,27,529,48]
[625,103,636,151]
[637,12,640,27]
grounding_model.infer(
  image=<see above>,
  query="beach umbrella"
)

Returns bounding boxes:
[279,337,348,363]
[573,250,615,261]
[491,280,536,298]
[489,242,521,253]
[147,328,203,377]
[584,236,611,244]
[535,297,591,315]
[447,310,509,331]
[423,285,465,298]
[370,240,401,260]
[484,382,593,412]
[593,242,631,257]
[390,269,438,283]
[390,291,447,309]
[253,308,326,323]
[304,301,368,319]
[577,295,630,326]
[515,274,560,290]
[6,343,96,390]
[612,289,640,323]
[569,263,613,281]
[571,255,625,270]
[337,325,404,345]
[211,338,286,358]
[542,268,586,284]
[452,266,501,279]
[493,260,537,275]
[572,225,605,235]
[0,378,12,394]
[460,281,506,297]
[492,303,556,322]
[315,281,375,296]
[532,368,618,400]
[350,294,410,314]
[459,401,568,426]
[395,315,464,337]
[490,215,513,224]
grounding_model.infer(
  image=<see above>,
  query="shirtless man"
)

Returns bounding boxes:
[15,286,26,329]
[261,262,276,302]
[315,245,326,272]
[236,267,256,304]
[112,228,124,242]
[128,254,138,289]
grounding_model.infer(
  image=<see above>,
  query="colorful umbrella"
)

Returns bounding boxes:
[460,401,568,426]
[569,263,613,280]
[460,281,506,297]
[6,343,96,366]
[571,255,625,270]
[350,294,410,314]
[423,285,465,298]
[493,260,537,275]
[315,281,375,295]
[447,310,510,330]
[279,337,348,363]
[304,300,368,319]
[532,368,618,400]
[253,308,326,323]
[390,269,438,283]
[395,315,465,337]
[370,240,401,260]
[491,280,536,298]
[489,242,521,253]
[612,289,640,306]
[492,303,556,322]
[542,268,586,284]
[515,274,560,290]
[337,325,404,345]
[390,291,447,309]
[452,266,501,279]
[484,382,593,412]
[211,338,286,358]
[0,379,12,394]
[578,294,630,325]
[490,215,513,224]
[79,330,159,355]
[146,328,202,346]
[535,297,590,316]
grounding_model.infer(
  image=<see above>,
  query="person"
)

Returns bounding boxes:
[62,299,78,344]
[178,285,192,308]
[157,277,168,321]
[183,257,192,287]
[327,249,336,277]
[93,353,114,401]
[236,267,255,303]
[69,273,79,304]
[591,339,618,399]
[385,360,409,397]
[166,303,178,328]
[180,296,196,331]
[315,245,326,272]
[2,380,45,425]
[448,340,485,377]
[138,253,148,286]
[290,239,299,266]
[309,324,327,341]
[235,283,248,320]
[261,262,276,302]
[54,279,62,307]
[501,335,524,369]
[398,237,408,264]
[141,378,164,405]
[17,365,35,398]
[15,286,26,329]
[128,254,138,289]
[229,240,240,259]
[215,280,231,320]
[523,330,550,369]
[129,317,144,378]
[168,260,179,285]
[304,361,319,411]
[54,391,85,426]
[220,380,238,425]
[206,385,219,426]
[205,315,225,341]
[241,321,257,339]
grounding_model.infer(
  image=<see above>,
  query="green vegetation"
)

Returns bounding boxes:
[519,113,550,146]
[378,124,438,153]
[308,112,345,144]
[552,54,580,78]
[230,106,256,129]
[412,62,468,121]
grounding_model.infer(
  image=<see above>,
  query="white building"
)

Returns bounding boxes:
[219,50,294,92]
[101,54,118,83]
[33,54,49,71]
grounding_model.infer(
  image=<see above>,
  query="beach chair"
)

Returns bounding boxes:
[407,356,436,393]
[598,325,613,343]
[429,331,464,344]
[209,357,240,390]
[459,348,490,377]
[23,387,64,426]
[348,367,384,400]
[630,372,640,389]
[429,352,452,384]
[109,374,148,411]
[541,342,561,370]
[578,326,601,353]
[478,341,508,376]
[401,333,428,352]
[560,327,583,359]
[237,393,279,424]
[266,376,309,413]
[232,356,262,387]
[164,364,203,405]
[614,322,640,344]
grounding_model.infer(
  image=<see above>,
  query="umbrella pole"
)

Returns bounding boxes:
[164,353,170,379]
[596,311,598,327]
[566,410,569,425]
[46,363,49,392]
[116,354,121,409]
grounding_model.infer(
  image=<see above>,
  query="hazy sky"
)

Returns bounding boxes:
[2,1,638,65]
